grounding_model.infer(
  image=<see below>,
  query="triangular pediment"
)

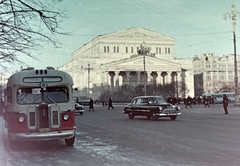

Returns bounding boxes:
[99,27,174,41]
[101,56,181,71]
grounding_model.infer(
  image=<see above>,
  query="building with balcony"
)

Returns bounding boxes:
[193,53,238,96]
[0,72,9,99]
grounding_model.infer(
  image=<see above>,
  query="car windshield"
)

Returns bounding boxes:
[155,97,167,104]
[131,97,167,105]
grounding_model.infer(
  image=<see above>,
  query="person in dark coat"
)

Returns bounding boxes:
[89,97,94,111]
[197,96,202,105]
[172,96,177,105]
[167,95,173,104]
[0,99,5,115]
[222,94,228,114]
[108,98,114,110]
[203,96,210,108]
[185,95,192,108]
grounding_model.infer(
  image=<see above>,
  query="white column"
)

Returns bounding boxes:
[126,71,130,85]
[157,71,161,85]
[167,71,172,84]
[137,71,141,85]
[146,71,151,84]
[115,71,120,87]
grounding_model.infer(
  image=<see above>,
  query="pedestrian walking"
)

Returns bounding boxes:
[185,95,192,108]
[167,95,173,104]
[223,94,228,114]
[108,98,114,110]
[0,99,5,115]
[89,97,94,111]
[203,96,210,107]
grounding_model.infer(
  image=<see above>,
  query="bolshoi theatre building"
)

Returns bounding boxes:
[58,27,194,99]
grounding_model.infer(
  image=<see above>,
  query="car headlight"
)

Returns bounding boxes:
[159,106,163,111]
[18,116,25,123]
[63,114,69,121]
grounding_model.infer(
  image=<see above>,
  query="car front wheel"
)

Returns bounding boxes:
[170,116,177,120]
[128,111,134,119]
[152,113,158,121]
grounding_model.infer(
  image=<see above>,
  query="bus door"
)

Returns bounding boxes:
[39,104,49,129]
[34,104,60,131]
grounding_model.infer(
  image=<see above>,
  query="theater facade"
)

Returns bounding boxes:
[58,27,194,99]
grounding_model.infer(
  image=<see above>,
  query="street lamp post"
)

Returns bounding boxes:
[143,53,146,96]
[84,64,93,96]
[223,3,240,105]
[138,42,150,96]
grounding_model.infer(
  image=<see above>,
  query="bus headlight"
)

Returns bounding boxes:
[18,116,25,123]
[63,114,69,121]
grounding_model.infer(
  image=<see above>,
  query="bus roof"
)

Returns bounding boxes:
[7,67,73,87]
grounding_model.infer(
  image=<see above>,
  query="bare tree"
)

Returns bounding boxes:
[173,81,189,98]
[218,82,234,92]
[0,0,67,69]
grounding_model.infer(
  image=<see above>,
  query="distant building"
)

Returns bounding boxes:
[58,27,194,99]
[193,53,238,96]
[0,72,9,99]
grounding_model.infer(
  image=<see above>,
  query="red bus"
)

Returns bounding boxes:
[4,67,76,146]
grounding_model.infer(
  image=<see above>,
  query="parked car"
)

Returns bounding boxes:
[74,103,85,115]
[123,96,181,120]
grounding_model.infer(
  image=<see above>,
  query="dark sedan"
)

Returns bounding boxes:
[74,103,85,115]
[123,96,181,120]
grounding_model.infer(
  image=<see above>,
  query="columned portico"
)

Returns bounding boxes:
[106,70,182,89]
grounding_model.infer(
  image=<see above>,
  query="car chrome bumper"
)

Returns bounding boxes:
[157,112,181,116]
[75,109,85,113]
[8,129,75,141]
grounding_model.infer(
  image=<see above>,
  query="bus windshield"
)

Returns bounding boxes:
[17,87,68,104]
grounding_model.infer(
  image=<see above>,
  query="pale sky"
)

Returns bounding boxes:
[8,0,240,72]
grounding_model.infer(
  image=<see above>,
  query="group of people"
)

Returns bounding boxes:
[167,94,229,114]
[184,96,217,105]
[88,97,114,111]
[166,95,182,105]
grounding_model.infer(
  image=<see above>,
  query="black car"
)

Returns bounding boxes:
[74,103,85,115]
[123,96,181,120]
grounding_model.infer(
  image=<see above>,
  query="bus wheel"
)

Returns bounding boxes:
[65,136,75,146]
